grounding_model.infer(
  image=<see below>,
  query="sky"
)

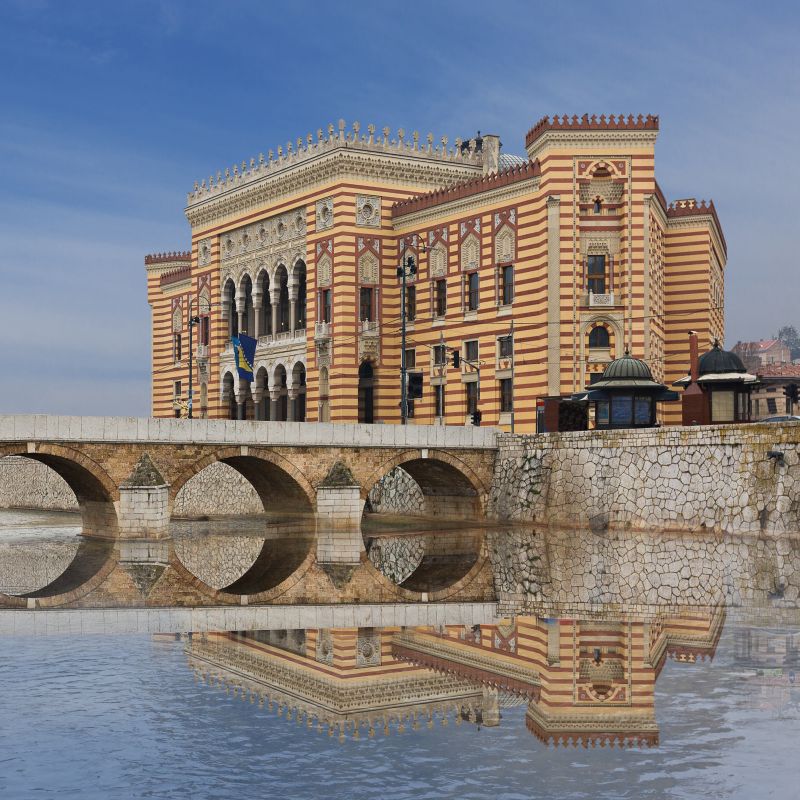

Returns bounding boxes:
[0,0,798,416]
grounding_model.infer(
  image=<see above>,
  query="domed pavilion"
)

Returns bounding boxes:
[582,351,678,429]
[673,336,758,425]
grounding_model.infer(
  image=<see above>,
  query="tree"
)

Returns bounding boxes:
[777,325,800,361]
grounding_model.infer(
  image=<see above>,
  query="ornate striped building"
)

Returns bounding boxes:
[146,113,726,429]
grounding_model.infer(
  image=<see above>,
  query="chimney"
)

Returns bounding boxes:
[481,134,500,175]
[688,330,699,384]
[681,329,707,425]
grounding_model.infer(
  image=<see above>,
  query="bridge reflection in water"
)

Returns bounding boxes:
[185,608,725,748]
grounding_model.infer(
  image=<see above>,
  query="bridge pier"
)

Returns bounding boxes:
[118,454,171,540]
[315,462,363,566]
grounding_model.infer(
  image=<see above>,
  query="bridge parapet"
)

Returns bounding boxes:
[0,415,498,450]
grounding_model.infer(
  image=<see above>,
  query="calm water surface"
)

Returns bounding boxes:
[1,620,798,800]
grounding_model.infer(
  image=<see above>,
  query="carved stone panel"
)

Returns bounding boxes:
[356,628,381,666]
[359,251,379,284]
[355,194,381,227]
[461,233,480,271]
[495,226,515,263]
[316,629,334,665]
[429,243,447,277]
[317,254,332,287]
[316,198,334,231]
[198,238,213,267]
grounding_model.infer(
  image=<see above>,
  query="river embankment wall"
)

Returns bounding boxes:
[488,423,800,534]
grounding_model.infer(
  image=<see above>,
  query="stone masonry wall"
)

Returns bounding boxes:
[489,423,800,535]
[0,457,77,511]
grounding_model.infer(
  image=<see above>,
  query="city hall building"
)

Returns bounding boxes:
[145,113,726,430]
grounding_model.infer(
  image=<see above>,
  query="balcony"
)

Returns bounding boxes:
[315,321,331,340]
[360,319,379,335]
[588,292,616,308]
[195,343,209,359]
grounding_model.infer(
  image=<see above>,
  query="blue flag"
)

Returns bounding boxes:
[231,334,257,382]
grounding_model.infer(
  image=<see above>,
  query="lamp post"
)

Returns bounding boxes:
[187,300,201,419]
[397,245,417,425]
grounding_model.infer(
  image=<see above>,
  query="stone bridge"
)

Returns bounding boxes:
[0,415,498,611]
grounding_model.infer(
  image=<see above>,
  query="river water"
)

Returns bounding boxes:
[0,510,798,799]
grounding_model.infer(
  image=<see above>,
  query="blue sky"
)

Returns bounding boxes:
[0,0,798,415]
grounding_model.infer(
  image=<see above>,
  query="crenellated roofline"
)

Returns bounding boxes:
[526,114,659,148]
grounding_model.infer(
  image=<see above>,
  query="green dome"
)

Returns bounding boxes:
[698,340,746,376]
[601,352,654,382]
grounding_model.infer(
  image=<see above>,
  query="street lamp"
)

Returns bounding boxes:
[397,245,418,424]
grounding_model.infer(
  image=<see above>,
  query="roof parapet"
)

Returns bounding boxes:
[391,160,540,219]
[145,251,191,266]
[525,114,659,148]
[187,119,484,206]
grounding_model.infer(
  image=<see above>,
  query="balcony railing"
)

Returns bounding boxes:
[588,292,615,308]
[360,319,379,335]
[315,321,331,339]
[195,343,209,359]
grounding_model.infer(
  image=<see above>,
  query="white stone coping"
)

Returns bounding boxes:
[0,602,500,636]
[0,415,499,450]
[496,420,800,449]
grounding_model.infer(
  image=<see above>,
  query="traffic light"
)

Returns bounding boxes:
[407,371,423,399]
[471,409,482,426]
[785,383,799,404]
[451,350,461,368]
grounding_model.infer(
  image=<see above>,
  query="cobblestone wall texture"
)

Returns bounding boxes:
[487,526,800,613]
[0,457,77,511]
[489,423,800,534]
[172,533,264,589]
[172,462,263,517]
[367,467,425,515]
[367,535,427,584]
[0,540,78,595]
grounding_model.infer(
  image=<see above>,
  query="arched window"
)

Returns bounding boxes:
[223,278,237,338]
[589,326,610,349]
[294,261,307,330]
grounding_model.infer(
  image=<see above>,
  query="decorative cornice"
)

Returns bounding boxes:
[160,264,192,287]
[188,120,482,203]
[391,160,540,219]
[526,114,659,149]
[525,705,659,748]
[392,632,541,698]
[185,148,482,231]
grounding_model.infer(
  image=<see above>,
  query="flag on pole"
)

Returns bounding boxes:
[231,334,257,382]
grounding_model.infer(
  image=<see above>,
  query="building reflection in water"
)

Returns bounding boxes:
[185,608,724,748]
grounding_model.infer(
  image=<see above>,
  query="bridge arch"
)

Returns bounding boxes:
[363,449,486,519]
[170,446,316,516]
[0,443,118,599]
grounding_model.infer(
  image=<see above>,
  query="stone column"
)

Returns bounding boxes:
[252,292,263,338]
[271,288,280,335]
[252,386,264,420]
[236,291,247,336]
[287,389,297,422]
[270,388,281,420]
[289,284,298,335]
[236,390,247,420]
